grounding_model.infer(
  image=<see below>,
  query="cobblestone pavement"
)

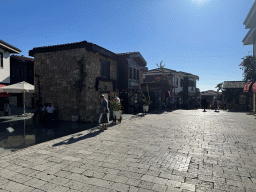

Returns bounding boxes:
[0,109,256,192]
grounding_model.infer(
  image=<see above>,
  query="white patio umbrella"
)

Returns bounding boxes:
[0,81,34,116]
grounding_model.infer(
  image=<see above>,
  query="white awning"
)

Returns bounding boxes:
[0,81,34,93]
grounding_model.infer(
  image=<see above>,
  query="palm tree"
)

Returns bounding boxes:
[215,83,223,93]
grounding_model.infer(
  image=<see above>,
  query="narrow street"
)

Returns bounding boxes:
[0,109,256,192]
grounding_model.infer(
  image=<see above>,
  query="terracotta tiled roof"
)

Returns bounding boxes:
[29,40,116,60]
[0,39,21,53]
[11,55,34,62]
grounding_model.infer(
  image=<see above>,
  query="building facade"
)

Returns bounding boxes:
[200,90,218,107]
[242,0,256,113]
[29,41,118,121]
[9,55,34,108]
[116,52,147,113]
[223,81,248,111]
[173,71,199,104]
[0,40,21,114]
[143,68,199,109]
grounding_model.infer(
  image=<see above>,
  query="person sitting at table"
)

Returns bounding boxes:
[46,103,55,120]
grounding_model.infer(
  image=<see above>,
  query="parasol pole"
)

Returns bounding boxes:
[23,91,26,115]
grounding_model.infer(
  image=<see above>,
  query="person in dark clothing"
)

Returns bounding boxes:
[214,99,218,112]
[99,95,109,130]
[201,98,207,112]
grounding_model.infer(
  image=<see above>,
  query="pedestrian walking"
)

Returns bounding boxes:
[99,95,109,130]
[201,98,207,112]
[214,99,218,112]
[223,98,227,110]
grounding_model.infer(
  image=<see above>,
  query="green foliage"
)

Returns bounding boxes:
[156,61,165,69]
[74,56,87,95]
[215,83,223,92]
[155,61,173,89]
[108,92,122,111]
[240,56,256,83]
[140,85,152,106]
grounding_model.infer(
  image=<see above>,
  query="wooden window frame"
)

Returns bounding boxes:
[129,67,133,80]
[100,60,110,79]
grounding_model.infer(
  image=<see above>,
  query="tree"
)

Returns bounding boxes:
[240,55,256,112]
[215,83,223,93]
[155,61,173,89]
[240,56,256,85]
[156,61,165,69]
[74,55,87,117]
[215,83,224,101]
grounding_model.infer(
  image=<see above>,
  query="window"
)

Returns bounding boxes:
[137,69,139,80]
[0,52,3,68]
[100,60,110,78]
[129,67,132,79]
[133,68,136,80]
[176,78,178,87]
[180,79,183,87]
[189,80,194,87]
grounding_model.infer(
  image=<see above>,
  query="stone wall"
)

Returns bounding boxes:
[34,48,117,121]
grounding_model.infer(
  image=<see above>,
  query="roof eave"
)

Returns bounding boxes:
[242,28,256,45]
[243,1,256,29]
[0,43,21,54]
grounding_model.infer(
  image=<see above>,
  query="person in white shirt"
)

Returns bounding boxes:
[114,95,120,104]
[46,103,55,120]
[41,103,48,112]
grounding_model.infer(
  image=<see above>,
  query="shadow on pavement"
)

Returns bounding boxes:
[52,129,103,147]
[0,118,10,123]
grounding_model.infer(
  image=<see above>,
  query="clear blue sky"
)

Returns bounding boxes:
[1,0,254,91]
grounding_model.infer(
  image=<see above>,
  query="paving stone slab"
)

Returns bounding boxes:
[0,110,256,191]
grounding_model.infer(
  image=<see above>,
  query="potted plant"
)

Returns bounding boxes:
[140,85,151,112]
[108,92,122,120]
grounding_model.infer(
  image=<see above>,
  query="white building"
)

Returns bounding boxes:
[0,40,21,84]
[143,68,199,103]
[0,40,21,113]
[242,1,256,113]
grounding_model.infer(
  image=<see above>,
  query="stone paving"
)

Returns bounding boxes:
[0,109,256,192]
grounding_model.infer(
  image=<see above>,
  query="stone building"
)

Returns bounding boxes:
[29,40,118,121]
[223,81,248,111]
